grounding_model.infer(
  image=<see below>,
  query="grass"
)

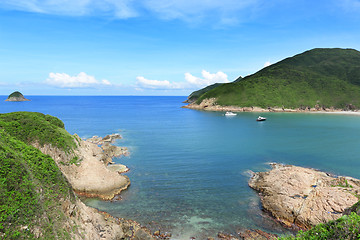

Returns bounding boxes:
[0,112,80,239]
[0,128,75,239]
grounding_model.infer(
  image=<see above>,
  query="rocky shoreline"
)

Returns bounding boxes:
[249,163,360,230]
[35,133,131,200]
[183,98,360,114]
[29,132,157,239]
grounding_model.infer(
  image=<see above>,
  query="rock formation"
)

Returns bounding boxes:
[34,134,130,200]
[5,91,30,101]
[61,198,154,240]
[249,163,360,229]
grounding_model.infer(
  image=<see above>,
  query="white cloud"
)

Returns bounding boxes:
[0,0,137,18]
[264,61,271,67]
[45,72,112,88]
[136,70,229,90]
[0,0,261,23]
[136,76,174,89]
[142,0,259,23]
[185,70,229,86]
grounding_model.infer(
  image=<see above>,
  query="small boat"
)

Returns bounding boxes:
[225,111,237,116]
[256,116,266,121]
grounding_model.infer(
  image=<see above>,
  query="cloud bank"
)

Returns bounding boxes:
[136,70,229,90]
[46,72,111,88]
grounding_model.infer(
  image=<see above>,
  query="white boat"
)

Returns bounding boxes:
[225,111,237,116]
[256,116,266,121]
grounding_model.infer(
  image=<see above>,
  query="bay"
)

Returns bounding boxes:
[1,96,360,239]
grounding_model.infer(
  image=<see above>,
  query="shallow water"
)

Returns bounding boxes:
[2,96,360,239]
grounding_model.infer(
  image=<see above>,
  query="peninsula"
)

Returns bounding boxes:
[184,48,360,112]
[5,91,30,102]
[0,112,154,239]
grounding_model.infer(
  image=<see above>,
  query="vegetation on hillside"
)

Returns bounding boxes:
[280,212,360,240]
[0,112,76,152]
[0,129,75,239]
[186,83,223,103]
[0,112,79,239]
[195,48,360,109]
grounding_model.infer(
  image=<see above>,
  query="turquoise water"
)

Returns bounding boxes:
[2,96,360,239]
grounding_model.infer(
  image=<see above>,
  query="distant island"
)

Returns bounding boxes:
[184,48,360,112]
[5,91,30,102]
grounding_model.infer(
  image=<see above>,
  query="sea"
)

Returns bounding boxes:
[1,96,360,239]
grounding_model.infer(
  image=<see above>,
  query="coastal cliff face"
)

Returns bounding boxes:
[249,164,360,230]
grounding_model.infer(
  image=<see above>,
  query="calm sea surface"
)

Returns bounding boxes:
[1,96,360,239]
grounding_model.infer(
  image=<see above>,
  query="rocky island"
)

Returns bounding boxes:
[249,163,360,230]
[5,91,30,101]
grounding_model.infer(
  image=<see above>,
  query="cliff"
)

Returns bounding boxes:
[0,112,154,239]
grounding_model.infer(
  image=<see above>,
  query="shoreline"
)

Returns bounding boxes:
[35,133,131,201]
[183,98,360,115]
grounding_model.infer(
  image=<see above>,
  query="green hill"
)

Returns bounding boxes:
[185,76,243,103]
[185,83,223,103]
[195,48,360,110]
[0,112,77,239]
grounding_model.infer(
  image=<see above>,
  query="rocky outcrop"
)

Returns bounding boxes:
[62,198,154,240]
[33,134,130,200]
[5,91,30,101]
[249,163,360,229]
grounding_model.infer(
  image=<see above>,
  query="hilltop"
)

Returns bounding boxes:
[185,48,360,111]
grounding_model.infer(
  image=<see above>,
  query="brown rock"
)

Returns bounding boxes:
[238,229,277,240]
[249,163,360,229]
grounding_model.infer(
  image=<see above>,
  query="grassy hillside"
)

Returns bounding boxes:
[185,83,223,103]
[0,112,76,152]
[196,48,360,109]
[0,112,76,239]
[186,77,243,103]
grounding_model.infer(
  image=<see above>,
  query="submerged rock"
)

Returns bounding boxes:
[5,91,30,102]
[249,163,360,229]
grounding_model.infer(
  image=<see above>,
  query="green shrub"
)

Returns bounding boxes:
[0,112,75,152]
[280,211,360,240]
[0,129,74,239]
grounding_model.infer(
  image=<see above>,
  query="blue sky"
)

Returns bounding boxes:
[0,0,360,96]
